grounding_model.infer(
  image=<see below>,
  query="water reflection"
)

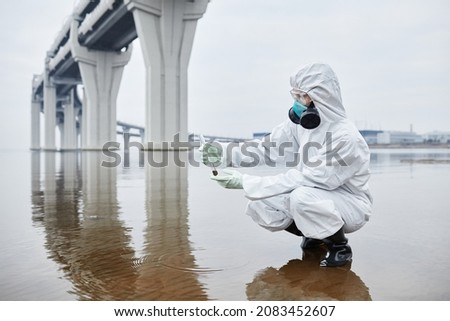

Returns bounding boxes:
[370,148,450,171]
[30,151,206,300]
[247,248,371,301]
[134,151,207,300]
[73,152,137,300]
[32,152,137,300]
[30,151,43,223]
[22,148,450,300]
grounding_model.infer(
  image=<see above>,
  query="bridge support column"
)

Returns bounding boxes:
[125,0,209,150]
[70,21,132,150]
[63,89,78,150]
[80,89,87,149]
[43,64,57,151]
[58,122,64,150]
[75,106,81,149]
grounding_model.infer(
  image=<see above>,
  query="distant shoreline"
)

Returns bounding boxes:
[369,144,450,149]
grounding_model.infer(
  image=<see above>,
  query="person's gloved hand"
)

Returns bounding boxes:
[201,143,223,167]
[210,169,243,189]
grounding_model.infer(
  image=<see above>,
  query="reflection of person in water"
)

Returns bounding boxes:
[246,247,371,301]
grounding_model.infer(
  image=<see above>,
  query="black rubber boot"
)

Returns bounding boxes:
[285,222,326,250]
[301,237,324,250]
[320,227,352,267]
[285,221,303,237]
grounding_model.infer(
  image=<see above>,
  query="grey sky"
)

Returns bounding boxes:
[1,0,449,149]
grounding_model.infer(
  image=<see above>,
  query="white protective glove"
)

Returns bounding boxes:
[210,169,243,189]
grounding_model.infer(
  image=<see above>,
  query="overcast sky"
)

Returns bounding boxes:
[1,0,449,149]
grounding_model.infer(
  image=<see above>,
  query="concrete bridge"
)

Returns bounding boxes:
[31,0,209,151]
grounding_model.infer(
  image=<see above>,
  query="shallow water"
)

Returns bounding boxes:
[0,148,450,300]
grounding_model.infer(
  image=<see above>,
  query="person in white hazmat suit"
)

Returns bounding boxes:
[202,63,372,267]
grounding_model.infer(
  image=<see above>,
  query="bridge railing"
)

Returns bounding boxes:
[79,0,115,36]
[115,124,249,144]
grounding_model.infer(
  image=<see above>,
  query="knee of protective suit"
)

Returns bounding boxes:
[245,200,292,232]
[289,186,316,212]
[289,186,345,239]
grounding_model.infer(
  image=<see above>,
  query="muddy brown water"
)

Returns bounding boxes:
[1,149,449,300]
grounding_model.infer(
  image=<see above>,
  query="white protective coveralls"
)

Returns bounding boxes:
[227,63,372,240]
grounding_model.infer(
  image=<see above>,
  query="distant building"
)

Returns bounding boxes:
[254,129,434,145]
[377,131,423,145]
[423,131,450,144]
[359,130,383,145]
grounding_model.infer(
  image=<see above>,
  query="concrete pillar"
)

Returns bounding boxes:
[43,63,57,151]
[63,89,78,150]
[70,21,132,150]
[58,122,65,150]
[125,0,209,150]
[80,89,87,149]
[31,99,41,150]
[75,106,82,149]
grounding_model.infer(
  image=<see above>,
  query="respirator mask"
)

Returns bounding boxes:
[288,91,321,129]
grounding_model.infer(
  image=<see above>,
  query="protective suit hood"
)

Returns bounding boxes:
[290,63,346,124]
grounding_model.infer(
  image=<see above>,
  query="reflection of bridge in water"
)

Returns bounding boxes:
[30,151,207,300]
[31,0,210,151]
